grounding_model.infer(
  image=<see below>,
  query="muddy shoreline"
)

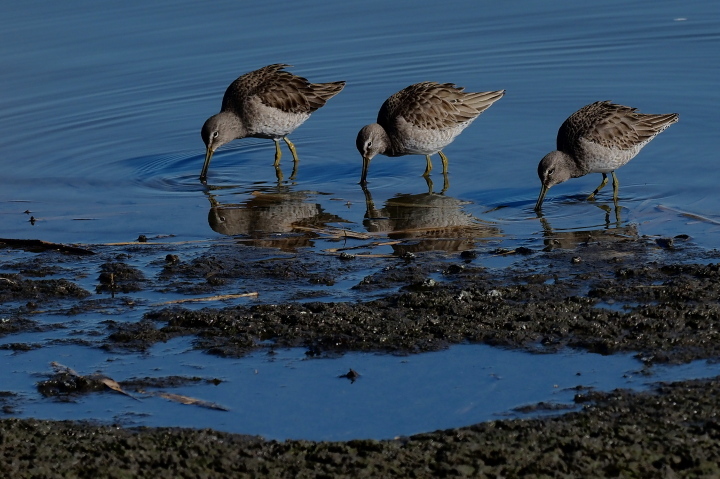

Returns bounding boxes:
[2,233,720,475]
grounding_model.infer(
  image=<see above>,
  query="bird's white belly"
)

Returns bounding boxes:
[400,122,469,155]
[246,101,310,139]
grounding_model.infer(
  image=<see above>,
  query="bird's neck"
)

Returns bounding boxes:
[558,150,585,178]
[376,125,400,157]
[218,111,248,140]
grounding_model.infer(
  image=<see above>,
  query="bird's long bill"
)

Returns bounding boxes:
[360,156,370,185]
[534,185,549,211]
[200,148,215,182]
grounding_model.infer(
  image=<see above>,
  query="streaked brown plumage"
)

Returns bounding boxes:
[356,82,505,184]
[200,64,345,182]
[535,101,678,210]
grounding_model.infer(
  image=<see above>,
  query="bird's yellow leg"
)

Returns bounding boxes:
[423,155,433,177]
[611,171,620,203]
[273,140,282,167]
[283,137,300,164]
[439,151,449,175]
[586,173,609,201]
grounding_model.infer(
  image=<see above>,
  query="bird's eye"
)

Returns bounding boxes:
[367,141,372,148]
[212,131,219,139]
[548,168,555,176]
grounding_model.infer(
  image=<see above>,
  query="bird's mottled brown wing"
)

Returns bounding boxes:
[558,101,679,153]
[378,82,502,131]
[221,64,344,115]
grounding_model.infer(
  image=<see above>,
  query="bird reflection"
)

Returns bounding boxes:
[207,189,346,251]
[534,196,623,225]
[423,173,449,195]
[538,213,638,250]
[273,162,297,184]
[362,185,502,253]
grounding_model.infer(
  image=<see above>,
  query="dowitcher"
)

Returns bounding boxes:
[356,82,505,184]
[535,101,678,210]
[200,64,345,182]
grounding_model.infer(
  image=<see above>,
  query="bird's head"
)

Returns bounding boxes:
[356,123,388,162]
[535,150,574,210]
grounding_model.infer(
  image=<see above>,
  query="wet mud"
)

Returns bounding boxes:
[104,238,720,365]
[2,234,720,475]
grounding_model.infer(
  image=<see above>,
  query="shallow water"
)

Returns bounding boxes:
[5,338,720,441]
[1,1,719,439]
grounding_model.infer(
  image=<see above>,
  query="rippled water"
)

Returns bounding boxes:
[2,1,718,247]
[1,1,719,438]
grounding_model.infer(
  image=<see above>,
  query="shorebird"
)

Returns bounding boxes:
[356,82,505,184]
[535,101,678,210]
[200,64,345,182]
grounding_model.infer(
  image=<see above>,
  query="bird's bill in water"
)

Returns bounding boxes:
[359,156,370,185]
[534,184,549,211]
[200,147,215,182]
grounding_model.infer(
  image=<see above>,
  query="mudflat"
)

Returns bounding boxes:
[1,233,719,476]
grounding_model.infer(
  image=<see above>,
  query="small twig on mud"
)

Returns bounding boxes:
[151,292,259,306]
[292,225,373,240]
[324,240,402,254]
